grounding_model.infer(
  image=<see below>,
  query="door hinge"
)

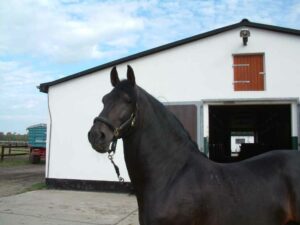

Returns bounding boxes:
[233,80,251,84]
[232,64,250,67]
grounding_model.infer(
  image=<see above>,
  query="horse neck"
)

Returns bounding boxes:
[123,89,202,190]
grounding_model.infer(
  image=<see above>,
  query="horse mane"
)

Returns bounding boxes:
[137,86,206,156]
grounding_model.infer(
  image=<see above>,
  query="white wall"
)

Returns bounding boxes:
[47,27,300,181]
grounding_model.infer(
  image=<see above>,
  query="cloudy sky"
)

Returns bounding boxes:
[0,0,300,134]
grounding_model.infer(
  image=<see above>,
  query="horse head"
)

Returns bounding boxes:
[88,65,137,153]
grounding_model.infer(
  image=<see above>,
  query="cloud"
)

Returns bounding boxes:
[0,61,52,95]
[0,60,50,133]
[0,0,146,63]
[1,0,299,65]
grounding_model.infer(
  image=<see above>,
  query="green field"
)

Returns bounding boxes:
[0,144,29,155]
[0,157,31,167]
[0,145,30,167]
[1,147,28,154]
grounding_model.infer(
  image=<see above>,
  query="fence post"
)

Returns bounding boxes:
[9,143,12,155]
[1,146,4,161]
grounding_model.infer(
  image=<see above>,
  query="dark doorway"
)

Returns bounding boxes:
[209,104,291,162]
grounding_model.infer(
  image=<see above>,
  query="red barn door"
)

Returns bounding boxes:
[233,54,264,91]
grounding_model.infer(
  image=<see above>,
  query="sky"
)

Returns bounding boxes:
[0,0,300,134]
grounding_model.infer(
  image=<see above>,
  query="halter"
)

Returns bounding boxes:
[93,106,137,182]
[94,113,136,141]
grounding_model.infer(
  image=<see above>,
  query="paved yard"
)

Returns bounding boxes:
[0,158,138,224]
[0,190,139,225]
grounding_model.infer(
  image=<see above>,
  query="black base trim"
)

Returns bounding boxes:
[46,178,133,193]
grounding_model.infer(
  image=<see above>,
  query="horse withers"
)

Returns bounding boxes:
[88,65,300,225]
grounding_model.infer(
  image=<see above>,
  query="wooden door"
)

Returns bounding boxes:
[233,54,264,91]
[166,104,197,142]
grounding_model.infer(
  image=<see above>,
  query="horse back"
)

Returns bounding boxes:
[241,150,300,184]
[216,150,300,225]
[154,150,300,225]
[243,150,300,222]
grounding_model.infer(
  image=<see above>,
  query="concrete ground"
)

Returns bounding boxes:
[0,190,139,225]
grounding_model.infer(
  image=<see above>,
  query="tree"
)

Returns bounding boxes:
[0,132,4,140]
[0,132,28,142]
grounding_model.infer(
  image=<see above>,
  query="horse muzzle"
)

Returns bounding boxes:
[88,130,110,153]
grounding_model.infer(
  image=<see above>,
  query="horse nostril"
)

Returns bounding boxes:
[88,130,106,143]
[99,131,106,140]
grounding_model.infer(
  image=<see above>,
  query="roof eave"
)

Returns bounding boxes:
[39,21,242,93]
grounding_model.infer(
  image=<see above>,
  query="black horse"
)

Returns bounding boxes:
[88,66,300,225]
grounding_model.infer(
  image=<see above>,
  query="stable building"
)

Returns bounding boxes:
[39,19,300,190]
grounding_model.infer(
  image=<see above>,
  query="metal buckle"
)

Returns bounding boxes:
[131,116,136,127]
[114,128,120,137]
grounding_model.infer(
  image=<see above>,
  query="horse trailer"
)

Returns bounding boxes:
[27,124,47,164]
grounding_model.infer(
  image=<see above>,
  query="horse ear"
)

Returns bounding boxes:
[110,66,120,87]
[127,65,136,86]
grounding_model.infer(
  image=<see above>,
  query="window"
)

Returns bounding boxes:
[233,54,265,91]
[230,132,255,157]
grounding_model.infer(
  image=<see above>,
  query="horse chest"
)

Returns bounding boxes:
[140,190,207,225]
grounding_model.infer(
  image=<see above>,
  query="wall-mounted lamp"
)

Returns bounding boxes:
[240,29,250,46]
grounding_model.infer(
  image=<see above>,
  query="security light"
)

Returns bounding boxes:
[240,29,250,46]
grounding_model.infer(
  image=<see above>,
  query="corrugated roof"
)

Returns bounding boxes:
[27,123,47,130]
[39,19,300,93]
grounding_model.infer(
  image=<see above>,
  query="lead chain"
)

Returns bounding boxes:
[108,152,124,183]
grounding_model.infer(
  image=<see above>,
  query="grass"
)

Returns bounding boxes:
[15,182,47,195]
[1,147,29,155]
[25,182,47,192]
[0,144,30,167]
[0,155,31,167]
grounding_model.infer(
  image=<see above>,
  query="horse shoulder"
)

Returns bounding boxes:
[155,157,216,223]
